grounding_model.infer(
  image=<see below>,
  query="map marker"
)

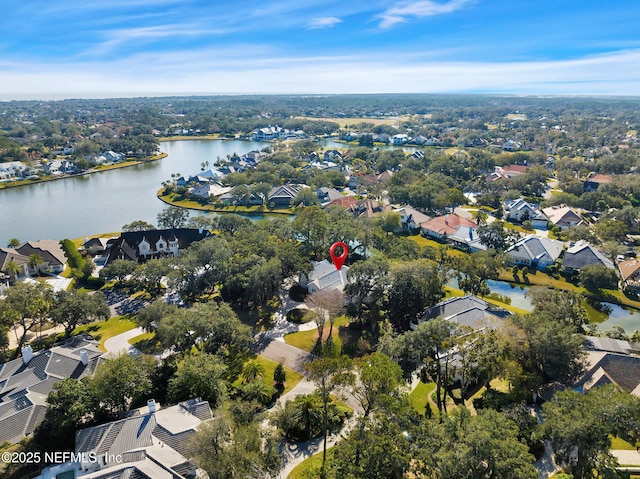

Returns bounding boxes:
[329,241,348,270]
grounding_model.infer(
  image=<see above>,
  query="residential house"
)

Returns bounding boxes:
[15,240,67,274]
[413,295,510,332]
[583,335,640,356]
[562,240,615,273]
[413,135,428,145]
[327,195,359,209]
[251,125,296,141]
[349,199,392,219]
[0,336,103,445]
[392,134,410,145]
[81,237,114,256]
[0,247,30,280]
[575,351,640,397]
[101,228,211,265]
[268,184,306,207]
[618,259,640,292]
[317,187,344,205]
[393,205,431,231]
[0,161,27,180]
[35,398,212,479]
[447,226,487,252]
[43,160,77,175]
[584,173,613,192]
[190,182,232,199]
[420,213,477,241]
[487,164,529,181]
[503,198,549,228]
[503,139,522,151]
[374,133,390,144]
[542,206,585,230]
[299,259,349,293]
[505,235,564,270]
[324,149,343,162]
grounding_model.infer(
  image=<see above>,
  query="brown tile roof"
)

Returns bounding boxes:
[421,213,477,236]
[618,259,640,282]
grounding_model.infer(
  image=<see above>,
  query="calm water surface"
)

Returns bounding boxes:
[0,140,266,243]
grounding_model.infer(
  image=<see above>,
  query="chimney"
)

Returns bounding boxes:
[21,345,34,365]
[444,214,449,225]
[80,349,89,366]
[199,226,204,234]
[147,399,157,414]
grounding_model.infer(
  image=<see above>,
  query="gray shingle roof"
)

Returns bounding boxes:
[0,334,102,445]
[418,295,508,331]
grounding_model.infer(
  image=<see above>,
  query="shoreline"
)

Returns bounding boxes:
[157,190,295,216]
[0,153,167,191]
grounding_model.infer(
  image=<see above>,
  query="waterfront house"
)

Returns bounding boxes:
[0,247,30,280]
[267,184,306,207]
[562,240,614,273]
[15,240,67,274]
[618,259,640,292]
[505,235,563,270]
[102,228,211,265]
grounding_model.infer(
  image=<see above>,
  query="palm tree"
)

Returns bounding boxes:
[293,394,323,441]
[241,360,266,384]
[472,209,489,226]
[2,260,22,281]
[241,380,274,406]
[27,254,45,276]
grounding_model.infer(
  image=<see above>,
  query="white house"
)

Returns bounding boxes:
[503,198,549,228]
[0,161,27,179]
[299,260,349,293]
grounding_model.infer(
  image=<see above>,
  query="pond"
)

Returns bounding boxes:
[584,301,640,335]
[448,277,640,334]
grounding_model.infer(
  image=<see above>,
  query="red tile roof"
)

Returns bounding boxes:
[421,214,477,236]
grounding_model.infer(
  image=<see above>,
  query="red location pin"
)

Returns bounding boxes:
[329,242,348,271]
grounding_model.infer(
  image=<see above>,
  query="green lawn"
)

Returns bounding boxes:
[233,356,303,395]
[284,315,350,353]
[410,381,436,416]
[158,191,294,215]
[611,435,636,450]
[74,316,137,352]
[287,450,330,479]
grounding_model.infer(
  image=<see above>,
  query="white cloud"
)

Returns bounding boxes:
[2,48,640,99]
[308,17,343,29]
[379,0,473,28]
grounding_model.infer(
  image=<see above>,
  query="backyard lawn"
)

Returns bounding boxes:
[74,316,137,352]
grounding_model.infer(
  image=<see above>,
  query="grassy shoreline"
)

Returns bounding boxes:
[0,153,167,191]
[157,190,296,216]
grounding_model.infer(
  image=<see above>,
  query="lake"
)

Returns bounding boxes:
[455,278,640,334]
[0,139,266,244]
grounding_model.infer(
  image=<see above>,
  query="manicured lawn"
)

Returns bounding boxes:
[410,381,436,416]
[284,315,350,353]
[408,235,467,258]
[610,435,636,450]
[74,316,137,352]
[128,331,165,355]
[288,450,331,479]
[233,356,303,395]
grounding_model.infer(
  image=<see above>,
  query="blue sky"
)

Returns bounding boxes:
[1,0,640,99]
